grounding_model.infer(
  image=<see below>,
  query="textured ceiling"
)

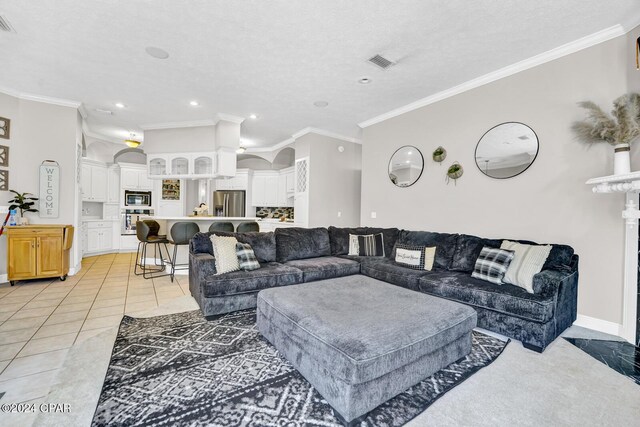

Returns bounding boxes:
[1,1,639,148]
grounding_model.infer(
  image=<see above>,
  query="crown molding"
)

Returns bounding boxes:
[246,127,360,154]
[0,86,81,108]
[292,127,362,144]
[358,24,627,128]
[216,113,245,124]
[246,137,295,153]
[82,126,126,145]
[140,119,217,131]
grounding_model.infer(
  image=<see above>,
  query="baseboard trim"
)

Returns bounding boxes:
[573,314,622,337]
[0,274,7,283]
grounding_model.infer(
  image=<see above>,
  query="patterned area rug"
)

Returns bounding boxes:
[92,310,508,426]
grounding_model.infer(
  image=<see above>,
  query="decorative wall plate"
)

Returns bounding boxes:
[0,145,9,167]
[0,170,9,191]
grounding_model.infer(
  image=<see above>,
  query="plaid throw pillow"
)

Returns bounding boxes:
[236,242,260,271]
[471,247,515,285]
[394,244,426,270]
[356,233,385,257]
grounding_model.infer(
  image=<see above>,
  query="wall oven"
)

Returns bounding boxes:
[124,190,152,207]
[121,209,154,235]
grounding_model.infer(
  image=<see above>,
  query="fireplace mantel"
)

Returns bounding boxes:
[586,172,639,344]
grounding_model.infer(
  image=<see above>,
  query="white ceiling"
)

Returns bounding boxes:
[1,1,639,149]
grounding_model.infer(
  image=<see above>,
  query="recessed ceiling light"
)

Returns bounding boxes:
[358,77,372,85]
[189,100,199,106]
[145,46,170,60]
[313,101,329,108]
[115,103,125,109]
[249,114,258,119]
[405,160,411,164]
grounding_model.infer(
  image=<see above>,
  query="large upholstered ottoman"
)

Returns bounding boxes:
[256,275,477,422]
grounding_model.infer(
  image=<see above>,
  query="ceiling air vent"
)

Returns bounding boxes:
[368,54,395,69]
[0,16,15,33]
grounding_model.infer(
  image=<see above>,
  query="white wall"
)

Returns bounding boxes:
[295,133,361,227]
[144,125,216,153]
[0,92,80,275]
[360,33,631,325]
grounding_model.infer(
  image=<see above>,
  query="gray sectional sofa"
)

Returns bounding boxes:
[189,226,578,352]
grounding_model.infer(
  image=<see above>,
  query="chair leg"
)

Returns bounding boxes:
[134,241,143,276]
[171,244,178,282]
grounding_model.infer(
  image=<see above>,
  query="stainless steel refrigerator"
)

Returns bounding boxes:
[212,190,246,217]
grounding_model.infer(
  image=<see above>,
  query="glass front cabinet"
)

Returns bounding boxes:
[147,152,217,179]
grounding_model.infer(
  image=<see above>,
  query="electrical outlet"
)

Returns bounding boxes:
[370,211,377,219]
[337,211,342,218]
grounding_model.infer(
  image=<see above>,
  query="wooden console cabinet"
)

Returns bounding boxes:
[7,225,74,286]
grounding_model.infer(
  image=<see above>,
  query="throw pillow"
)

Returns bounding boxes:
[500,240,552,293]
[357,233,385,257]
[423,246,436,271]
[394,244,426,269]
[210,235,240,275]
[348,234,360,256]
[471,247,515,285]
[236,242,260,271]
[348,233,385,256]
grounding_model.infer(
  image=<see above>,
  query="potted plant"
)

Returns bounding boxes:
[8,190,38,225]
[573,93,640,175]
[446,162,464,184]
[432,146,447,163]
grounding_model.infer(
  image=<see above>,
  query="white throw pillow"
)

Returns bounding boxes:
[500,240,552,293]
[424,247,436,271]
[348,234,359,255]
[210,235,240,275]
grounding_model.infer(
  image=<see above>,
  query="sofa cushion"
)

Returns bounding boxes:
[202,262,303,297]
[418,271,555,323]
[275,227,331,262]
[450,234,502,273]
[512,239,574,271]
[395,230,459,270]
[190,231,276,263]
[328,227,399,258]
[284,256,361,283]
[360,258,433,291]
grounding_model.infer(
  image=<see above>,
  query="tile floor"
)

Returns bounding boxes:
[0,252,190,405]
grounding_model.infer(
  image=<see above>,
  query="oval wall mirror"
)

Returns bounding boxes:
[475,122,539,179]
[388,146,424,187]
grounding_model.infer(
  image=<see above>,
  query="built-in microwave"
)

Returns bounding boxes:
[124,190,152,207]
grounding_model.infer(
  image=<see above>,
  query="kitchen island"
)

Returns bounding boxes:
[141,216,303,268]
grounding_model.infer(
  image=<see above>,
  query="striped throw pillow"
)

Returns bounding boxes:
[236,242,260,271]
[471,247,515,285]
[357,233,385,257]
[500,241,552,293]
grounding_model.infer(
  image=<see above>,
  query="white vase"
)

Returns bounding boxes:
[613,143,631,175]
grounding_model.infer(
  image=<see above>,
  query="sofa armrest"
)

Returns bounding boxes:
[189,252,217,292]
[532,269,575,298]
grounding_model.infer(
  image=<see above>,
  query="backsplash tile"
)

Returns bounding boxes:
[256,207,294,219]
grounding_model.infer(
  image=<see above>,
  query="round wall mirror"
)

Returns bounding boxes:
[388,146,424,187]
[475,122,539,179]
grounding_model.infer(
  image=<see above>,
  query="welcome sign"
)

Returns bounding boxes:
[39,161,60,218]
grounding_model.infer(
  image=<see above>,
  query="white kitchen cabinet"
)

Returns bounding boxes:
[285,169,295,193]
[251,175,266,206]
[84,221,115,254]
[217,170,249,191]
[107,166,120,204]
[264,175,279,206]
[81,161,108,202]
[121,166,152,190]
[147,152,218,179]
[216,148,236,177]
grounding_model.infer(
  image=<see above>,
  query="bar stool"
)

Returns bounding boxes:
[134,220,172,279]
[168,221,199,282]
[208,222,235,233]
[236,221,260,232]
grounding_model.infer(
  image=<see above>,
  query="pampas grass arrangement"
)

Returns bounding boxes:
[572,93,640,145]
